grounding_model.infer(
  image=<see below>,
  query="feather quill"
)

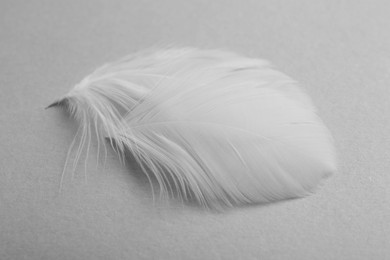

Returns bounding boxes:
[48,48,336,208]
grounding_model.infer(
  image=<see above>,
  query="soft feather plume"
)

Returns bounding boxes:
[47,47,336,208]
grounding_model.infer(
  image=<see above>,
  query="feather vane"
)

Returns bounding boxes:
[48,48,336,208]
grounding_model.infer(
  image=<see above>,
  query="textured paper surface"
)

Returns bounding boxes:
[1,1,389,259]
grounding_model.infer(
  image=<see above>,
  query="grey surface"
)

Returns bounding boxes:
[1,0,390,259]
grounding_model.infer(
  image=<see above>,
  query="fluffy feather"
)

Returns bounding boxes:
[48,48,336,208]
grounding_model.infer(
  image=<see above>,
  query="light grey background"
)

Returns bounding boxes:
[1,0,389,259]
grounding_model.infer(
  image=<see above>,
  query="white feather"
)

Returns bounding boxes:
[48,48,336,208]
